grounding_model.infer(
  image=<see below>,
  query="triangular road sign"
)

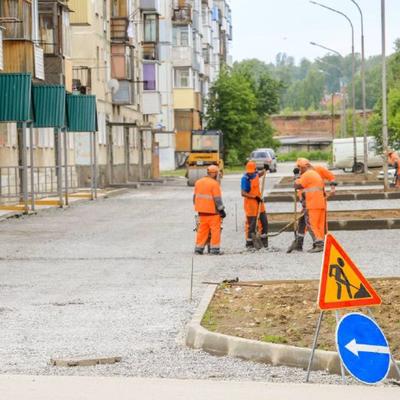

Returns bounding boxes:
[318,234,381,310]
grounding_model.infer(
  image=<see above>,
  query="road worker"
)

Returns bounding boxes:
[288,158,326,253]
[387,150,400,188]
[193,165,226,255]
[241,161,269,249]
[287,159,336,253]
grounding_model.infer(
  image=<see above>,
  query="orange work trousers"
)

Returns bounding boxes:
[195,214,222,251]
[304,209,326,242]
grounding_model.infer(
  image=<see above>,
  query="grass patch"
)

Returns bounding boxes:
[160,169,186,177]
[224,165,246,175]
[261,335,288,344]
[277,150,332,162]
[202,309,217,332]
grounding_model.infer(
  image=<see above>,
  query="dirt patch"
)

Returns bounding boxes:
[269,209,400,222]
[279,170,380,186]
[270,189,398,197]
[202,279,400,359]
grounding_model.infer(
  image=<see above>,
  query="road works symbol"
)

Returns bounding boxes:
[318,234,381,310]
[336,313,391,385]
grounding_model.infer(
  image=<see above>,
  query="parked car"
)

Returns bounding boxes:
[249,148,277,172]
[332,137,383,173]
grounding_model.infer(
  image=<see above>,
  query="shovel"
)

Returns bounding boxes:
[251,170,267,250]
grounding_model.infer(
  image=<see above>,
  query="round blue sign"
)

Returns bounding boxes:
[336,313,391,385]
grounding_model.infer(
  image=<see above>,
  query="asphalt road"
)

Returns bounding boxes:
[0,167,397,384]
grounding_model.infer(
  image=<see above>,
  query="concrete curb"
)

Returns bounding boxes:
[186,285,400,379]
[265,192,400,203]
[269,218,400,232]
[275,178,383,190]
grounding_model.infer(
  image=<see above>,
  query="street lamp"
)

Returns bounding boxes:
[350,0,368,177]
[310,1,358,172]
[381,0,389,191]
[310,42,347,138]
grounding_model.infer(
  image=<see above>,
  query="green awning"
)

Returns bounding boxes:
[0,73,32,122]
[32,85,66,128]
[66,94,98,132]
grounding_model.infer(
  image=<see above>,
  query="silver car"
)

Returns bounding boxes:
[250,148,277,172]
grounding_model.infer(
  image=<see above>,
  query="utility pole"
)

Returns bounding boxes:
[351,0,368,177]
[331,93,335,141]
[381,0,389,192]
[310,1,358,171]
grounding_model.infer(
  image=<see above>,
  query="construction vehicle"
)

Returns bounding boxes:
[186,130,224,186]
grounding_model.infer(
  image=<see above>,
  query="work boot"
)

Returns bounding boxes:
[246,240,254,249]
[210,248,222,255]
[261,235,268,249]
[194,248,204,255]
[307,241,324,253]
[286,236,304,253]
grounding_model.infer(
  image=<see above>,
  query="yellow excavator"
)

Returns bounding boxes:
[186,130,224,186]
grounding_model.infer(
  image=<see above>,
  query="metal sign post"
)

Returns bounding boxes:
[55,128,64,207]
[89,131,94,201]
[305,311,324,383]
[63,128,69,206]
[93,131,98,199]
[29,124,35,212]
[21,122,29,214]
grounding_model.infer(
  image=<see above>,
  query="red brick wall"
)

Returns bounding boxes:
[271,114,341,138]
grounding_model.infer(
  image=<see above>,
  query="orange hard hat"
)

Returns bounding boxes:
[296,158,311,168]
[246,161,257,173]
[207,165,219,174]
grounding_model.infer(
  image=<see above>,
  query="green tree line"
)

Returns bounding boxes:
[205,39,400,163]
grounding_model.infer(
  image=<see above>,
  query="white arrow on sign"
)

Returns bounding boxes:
[345,339,390,357]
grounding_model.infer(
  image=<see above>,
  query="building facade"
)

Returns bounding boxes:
[173,0,232,167]
[0,0,232,204]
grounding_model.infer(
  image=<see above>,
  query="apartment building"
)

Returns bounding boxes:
[0,0,76,201]
[0,0,232,195]
[173,0,232,166]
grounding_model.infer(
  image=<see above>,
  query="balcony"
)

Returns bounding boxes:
[172,46,192,67]
[140,0,161,13]
[172,1,192,25]
[111,44,133,80]
[111,17,130,43]
[142,91,161,115]
[2,41,45,80]
[142,42,159,61]
[112,80,134,105]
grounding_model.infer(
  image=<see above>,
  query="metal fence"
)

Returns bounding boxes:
[0,165,78,205]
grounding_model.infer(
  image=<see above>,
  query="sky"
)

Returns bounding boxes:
[229,0,400,64]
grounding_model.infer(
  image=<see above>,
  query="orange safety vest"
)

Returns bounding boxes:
[296,170,325,210]
[243,174,266,216]
[314,165,336,183]
[194,176,222,214]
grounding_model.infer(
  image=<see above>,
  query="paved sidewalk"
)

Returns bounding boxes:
[0,375,398,400]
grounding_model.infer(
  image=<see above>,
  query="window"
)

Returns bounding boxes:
[39,13,54,54]
[174,68,190,88]
[173,26,189,47]
[143,63,156,91]
[1,0,32,39]
[144,14,157,42]
[62,10,71,57]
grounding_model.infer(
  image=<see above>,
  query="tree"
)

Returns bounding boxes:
[206,66,279,164]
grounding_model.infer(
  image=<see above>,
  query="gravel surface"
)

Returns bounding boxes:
[0,171,397,384]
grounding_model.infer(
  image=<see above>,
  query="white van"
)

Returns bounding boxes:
[332,137,383,172]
